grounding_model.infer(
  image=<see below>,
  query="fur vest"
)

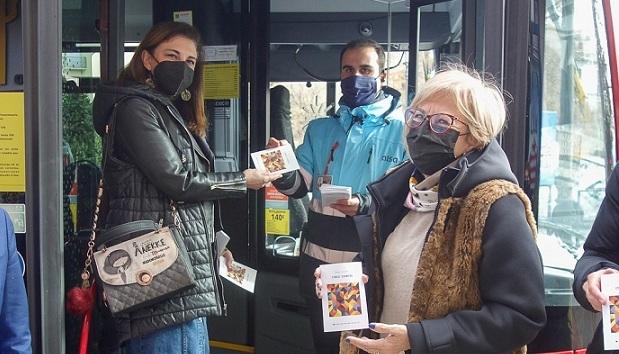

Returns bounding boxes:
[340,179,537,354]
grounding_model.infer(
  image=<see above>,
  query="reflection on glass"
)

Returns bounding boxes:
[415,1,462,92]
[264,82,322,257]
[538,0,615,271]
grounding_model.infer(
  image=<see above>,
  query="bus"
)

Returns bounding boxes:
[7,0,619,352]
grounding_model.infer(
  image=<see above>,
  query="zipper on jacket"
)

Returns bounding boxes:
[166,106,197,171]
[210,180,244,190]
[199,202,226,315]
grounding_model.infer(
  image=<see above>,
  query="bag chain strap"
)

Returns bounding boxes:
[80,178,104,289]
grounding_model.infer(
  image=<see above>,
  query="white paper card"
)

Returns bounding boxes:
[173,11,193,25]
[601,273,619,350]
[320,262,368,332]
[215,230,230,257]
[319,184,352,209]
[219,257,257,293]
[202,45,238,62]
[251,144,300,174]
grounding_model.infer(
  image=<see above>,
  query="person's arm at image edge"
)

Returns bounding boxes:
[573,165,619,311]
[0,210,31,354]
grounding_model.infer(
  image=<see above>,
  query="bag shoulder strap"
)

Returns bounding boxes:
[80,95,177,287]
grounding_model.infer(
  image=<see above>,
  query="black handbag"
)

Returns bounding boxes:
[77,99,196,315]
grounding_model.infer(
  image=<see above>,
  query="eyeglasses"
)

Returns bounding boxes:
[405,107,467,134]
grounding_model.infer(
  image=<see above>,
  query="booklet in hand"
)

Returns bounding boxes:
[215,230,230,257]
[602,273,619,350]
[219,257,257,293]
[320,262,369,332]
[319,184,352,209]
[251,144,300,174]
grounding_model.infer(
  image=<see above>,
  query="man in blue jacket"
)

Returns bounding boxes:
[574,164,619,353]
[0,208,31,353]
[268,38,407,353]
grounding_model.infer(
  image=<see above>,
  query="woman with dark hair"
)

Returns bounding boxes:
[92,21,277,353]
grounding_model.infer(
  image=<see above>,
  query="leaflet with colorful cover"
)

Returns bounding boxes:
[320,262,369,332]
[601,273,619,350]
[219,257,257,293]
[251,144,300,175]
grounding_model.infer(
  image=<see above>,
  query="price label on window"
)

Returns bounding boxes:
[265,208,290,235]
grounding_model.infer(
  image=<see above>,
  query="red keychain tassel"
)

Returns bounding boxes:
[66,283,95,316]
[67,279,96,354]
[79,303,93,354]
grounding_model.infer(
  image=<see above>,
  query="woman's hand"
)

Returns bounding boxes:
[222,249,234,272]
[583,268,619,311]
[346,323,411,354]
[243,169,282,190]
[314,267,368,299]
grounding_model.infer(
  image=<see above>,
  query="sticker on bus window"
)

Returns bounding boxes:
[265,208,289,235]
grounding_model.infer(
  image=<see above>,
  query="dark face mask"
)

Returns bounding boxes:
[152,60,195,97]
[340,75,378,108]
[407,121,459,175]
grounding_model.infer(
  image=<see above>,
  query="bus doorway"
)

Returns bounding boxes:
[51,0,619,353]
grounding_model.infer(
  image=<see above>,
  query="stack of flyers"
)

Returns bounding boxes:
[601,273,619,350]
[319,184,352,209]
[219,257,257,293]
[320,262,368,332]
[250,144,300,174]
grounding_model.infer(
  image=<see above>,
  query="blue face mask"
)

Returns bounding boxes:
[340,76,378,108]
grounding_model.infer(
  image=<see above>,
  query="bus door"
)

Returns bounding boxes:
[528,0,618,352]
[253,1,462,353]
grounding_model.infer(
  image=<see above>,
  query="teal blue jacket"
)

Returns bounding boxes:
[295,89,407,209]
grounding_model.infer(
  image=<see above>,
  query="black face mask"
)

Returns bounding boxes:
[152,60,195,97]
[407,121,459,175]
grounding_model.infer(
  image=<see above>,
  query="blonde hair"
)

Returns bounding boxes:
[411,65,507,146]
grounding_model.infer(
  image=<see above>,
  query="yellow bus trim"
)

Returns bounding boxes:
[209,340,255,353]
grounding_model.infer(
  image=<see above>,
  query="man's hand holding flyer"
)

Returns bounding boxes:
[319,184,352,209]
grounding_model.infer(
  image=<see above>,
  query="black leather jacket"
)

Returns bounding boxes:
[92,83,246,343]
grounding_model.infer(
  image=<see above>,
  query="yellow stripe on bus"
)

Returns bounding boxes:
[209,340,255,353]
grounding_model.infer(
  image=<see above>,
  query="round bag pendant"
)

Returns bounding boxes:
[180,89,192,102]
[136,270,153,286]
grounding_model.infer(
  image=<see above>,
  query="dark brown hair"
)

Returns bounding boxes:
[339,38,386,72]
[118,21,207,137]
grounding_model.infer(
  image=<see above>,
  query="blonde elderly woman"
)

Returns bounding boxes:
[316,67,546,354]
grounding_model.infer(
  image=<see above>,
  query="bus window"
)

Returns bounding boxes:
[415,1,462,90]
[265,81,327,257]
[263,1,461,260]
[538,0,615,293]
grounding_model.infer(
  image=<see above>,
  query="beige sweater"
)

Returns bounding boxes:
[380,210,434,325]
